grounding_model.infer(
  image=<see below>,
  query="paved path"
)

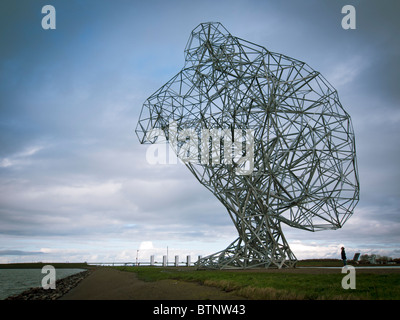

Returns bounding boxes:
[60,267,244,300]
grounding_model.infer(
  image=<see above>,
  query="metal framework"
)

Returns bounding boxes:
[136,22,360,269]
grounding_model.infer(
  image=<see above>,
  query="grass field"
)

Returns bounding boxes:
[115,265,400,300]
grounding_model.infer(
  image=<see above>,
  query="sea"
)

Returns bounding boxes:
[0,268,86,299]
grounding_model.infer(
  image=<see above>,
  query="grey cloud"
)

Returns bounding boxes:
[0,0,399,261]
[0,250,45,256]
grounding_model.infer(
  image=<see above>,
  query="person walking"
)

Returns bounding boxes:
[341,247,347,266]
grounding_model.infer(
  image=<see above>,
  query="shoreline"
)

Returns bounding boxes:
[4,269,93,300]
[4,267,244,300]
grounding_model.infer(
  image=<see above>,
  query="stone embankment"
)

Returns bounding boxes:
[5,269,92,300]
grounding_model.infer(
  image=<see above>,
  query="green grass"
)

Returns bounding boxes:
[115,266,400,300]
[296,259,344,267]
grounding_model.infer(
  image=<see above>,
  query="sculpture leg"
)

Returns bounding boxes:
[196,215,297,269]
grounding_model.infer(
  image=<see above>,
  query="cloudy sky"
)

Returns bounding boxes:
[0,0,399,264]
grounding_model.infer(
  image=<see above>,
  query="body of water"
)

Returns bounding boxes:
[0,268,86,299]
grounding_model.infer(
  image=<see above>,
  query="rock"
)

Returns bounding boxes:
[5,269,93,300]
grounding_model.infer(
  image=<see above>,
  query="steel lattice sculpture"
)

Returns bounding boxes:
[136,22,360,269]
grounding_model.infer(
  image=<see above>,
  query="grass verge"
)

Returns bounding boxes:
[115,266,400,300]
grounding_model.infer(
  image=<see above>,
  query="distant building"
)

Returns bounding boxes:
[369,255,376,264]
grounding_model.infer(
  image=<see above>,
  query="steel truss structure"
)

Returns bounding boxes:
[136,22,360,269]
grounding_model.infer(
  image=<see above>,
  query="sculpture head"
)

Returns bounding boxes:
[136,22,360,268]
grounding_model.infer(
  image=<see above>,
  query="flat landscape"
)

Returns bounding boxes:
[2,260,399,300]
